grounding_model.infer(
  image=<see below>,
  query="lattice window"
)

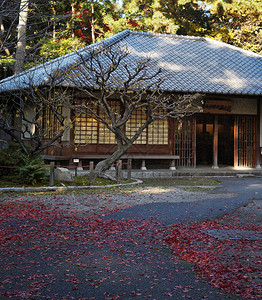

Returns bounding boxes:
[126,107,168,145]
[126,107,147,144]
[98,101,120,144]
[74,100,98,144]
[174,117,196,167]
[236,116,256,167]
[74,100,122,144]
[148,116,168,145]
[74,101,169,146]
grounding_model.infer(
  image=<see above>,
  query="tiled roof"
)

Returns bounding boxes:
[0,30,261,95]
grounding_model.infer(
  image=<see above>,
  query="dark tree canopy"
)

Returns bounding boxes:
[0,0,261,80]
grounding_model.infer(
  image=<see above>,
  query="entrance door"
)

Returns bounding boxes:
[196,114,234,166]
[174,117,196,167]
[218,115,234,166]
[196,115,213,165]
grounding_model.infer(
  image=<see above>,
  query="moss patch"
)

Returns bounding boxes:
[141,178,220,188]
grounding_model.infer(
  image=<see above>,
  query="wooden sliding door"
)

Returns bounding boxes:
[174,117,196,167]
[234,115,256,167]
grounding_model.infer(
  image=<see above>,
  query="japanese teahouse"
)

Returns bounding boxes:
[0,30,261,170]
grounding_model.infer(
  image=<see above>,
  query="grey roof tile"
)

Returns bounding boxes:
[0,30,261,95]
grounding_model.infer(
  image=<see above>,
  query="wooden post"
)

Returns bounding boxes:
[49,161,55,186]
[255,99,261,169]
[127,159,132,180]
[89,161,94,185]
[234,116,238,168]
[75,165,77,177]
[193,116,197,168]
[212,115,219,169]
[116,160,122,182]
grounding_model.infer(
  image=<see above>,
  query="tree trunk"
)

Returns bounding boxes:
[14,0,29,74]
[94,142,132,177]
[91,3,95,43]
[71,3,75,38]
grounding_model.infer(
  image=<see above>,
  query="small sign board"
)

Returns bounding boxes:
[204,100,233,114]
[73,158,80,163]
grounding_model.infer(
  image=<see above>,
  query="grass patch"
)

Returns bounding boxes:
[60,176,133,187]
[179,187,214,192]
[0,173,135,193]
[0,174,219,196]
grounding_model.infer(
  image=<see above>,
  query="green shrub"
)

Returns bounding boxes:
[19,155,48,185]
[0,144,23,177]
[0,143,48,185]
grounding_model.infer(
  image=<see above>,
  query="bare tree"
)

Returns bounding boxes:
[65,45,203,176]
[0,76,72,156]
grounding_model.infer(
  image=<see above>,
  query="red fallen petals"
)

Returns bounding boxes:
[0,198,165,297]
[1,198,261,299]
[166,220,262,299]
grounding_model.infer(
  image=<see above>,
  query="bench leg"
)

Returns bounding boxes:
[169,159,176,170]
[141,159,147,171]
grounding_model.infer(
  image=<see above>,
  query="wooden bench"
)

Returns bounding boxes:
[44,155,71,167]
[72,154,180,170]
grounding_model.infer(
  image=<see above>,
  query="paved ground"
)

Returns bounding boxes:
[0,177,261,299]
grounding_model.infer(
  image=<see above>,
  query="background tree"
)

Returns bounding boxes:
[208,0,262,54]
[0,0,261,81]
[0,0,122,76]
[0,0,20,78]
[14,0,29,74]
[158,0,262,54]
[110,0,179,35]
[64,45,202,176]
[159,0,210,36]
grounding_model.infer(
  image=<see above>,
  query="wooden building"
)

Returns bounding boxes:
[0,31,261,169]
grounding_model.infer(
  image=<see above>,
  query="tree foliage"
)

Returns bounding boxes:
[0,0,121,76]
[0,0,261,79]
[208,0,262,53]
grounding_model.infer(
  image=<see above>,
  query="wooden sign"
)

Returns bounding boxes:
[204,100,233,114]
